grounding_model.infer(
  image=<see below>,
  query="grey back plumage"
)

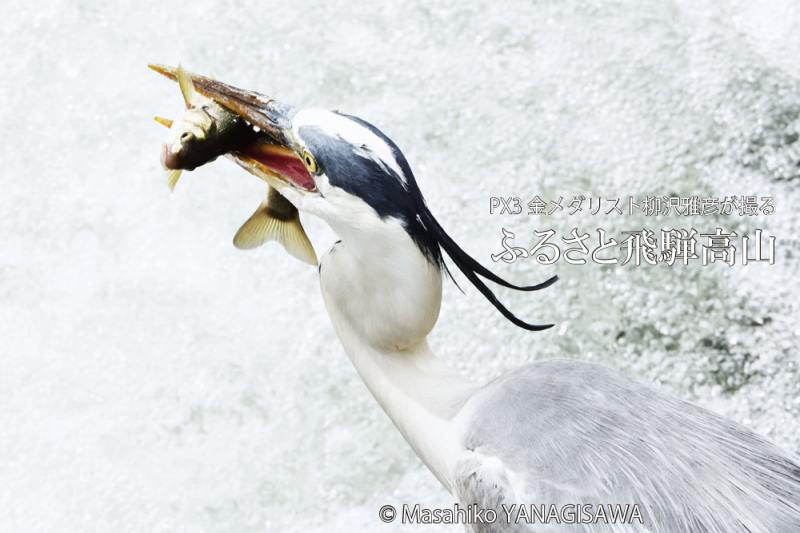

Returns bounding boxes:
[454,360,800,532]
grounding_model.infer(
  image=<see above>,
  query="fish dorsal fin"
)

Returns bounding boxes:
[176,65,198,108]
[233,195,317,265]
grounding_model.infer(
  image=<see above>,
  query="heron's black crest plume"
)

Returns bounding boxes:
[422,210,558,331]
[307,113,557,332]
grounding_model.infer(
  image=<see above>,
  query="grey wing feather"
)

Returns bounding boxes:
[453,359,800,533]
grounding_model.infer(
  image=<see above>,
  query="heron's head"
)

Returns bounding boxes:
[249,107,443,261]
[227,95,557,332]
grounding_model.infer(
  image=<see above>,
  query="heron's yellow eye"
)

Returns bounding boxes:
[302,150,319,174]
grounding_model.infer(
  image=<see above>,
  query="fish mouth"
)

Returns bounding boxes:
[161,140,221,172]
[161,142,181,170]
[161,142,200,171]
[149,64,317,193]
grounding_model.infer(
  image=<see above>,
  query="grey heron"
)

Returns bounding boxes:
[158,69,800,532]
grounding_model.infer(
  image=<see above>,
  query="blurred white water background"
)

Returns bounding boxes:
[1,0,799,531]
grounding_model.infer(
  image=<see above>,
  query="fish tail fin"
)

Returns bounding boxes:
[233,201,317,265]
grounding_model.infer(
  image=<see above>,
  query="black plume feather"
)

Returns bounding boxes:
[421,208,557,331]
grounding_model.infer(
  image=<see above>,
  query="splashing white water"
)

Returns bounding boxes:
[0,0,798,531]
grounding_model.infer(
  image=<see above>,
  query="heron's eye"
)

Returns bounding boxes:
[302,150,319,174]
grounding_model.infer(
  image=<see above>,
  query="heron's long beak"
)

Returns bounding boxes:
[149,64,315,191]
[149,64,294,144]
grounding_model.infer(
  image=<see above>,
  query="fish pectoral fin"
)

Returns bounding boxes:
[166,169,182,191]
[233,203,317,265]
[153,116,173,128]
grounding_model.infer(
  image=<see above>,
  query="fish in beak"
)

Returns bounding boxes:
[149,64,318,194]
[151,64,317,265]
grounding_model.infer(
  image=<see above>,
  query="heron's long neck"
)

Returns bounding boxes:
[318,229,477,491]
[335,329,475,490]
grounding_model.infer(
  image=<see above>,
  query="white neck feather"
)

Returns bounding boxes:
[318,218,476,490]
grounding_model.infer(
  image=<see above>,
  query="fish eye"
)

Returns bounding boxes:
[302,150,319,174]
